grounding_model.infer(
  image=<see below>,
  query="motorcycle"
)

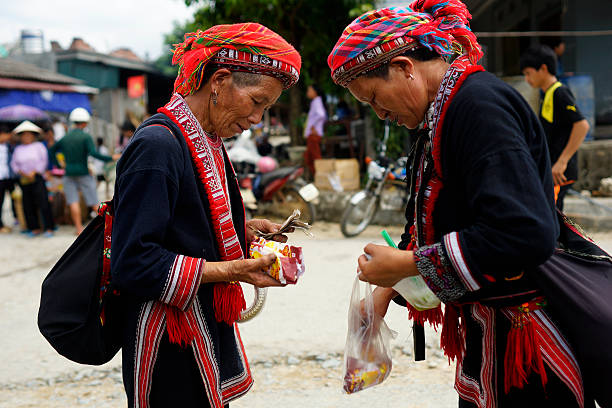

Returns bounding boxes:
[237,164,319,224]
[340,121,408,237]
[227,131,319,224]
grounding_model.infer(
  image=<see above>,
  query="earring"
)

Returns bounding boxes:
[409,74,415,80]
[212,89,218,105]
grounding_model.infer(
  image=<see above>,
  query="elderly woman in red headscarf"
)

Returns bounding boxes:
[110,23,301,407]
[329,2,592,407]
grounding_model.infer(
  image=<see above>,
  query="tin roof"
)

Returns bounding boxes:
[0,57,84,84]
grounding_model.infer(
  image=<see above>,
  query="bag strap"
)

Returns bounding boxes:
[97,123,178,325]
[98,201,115,325]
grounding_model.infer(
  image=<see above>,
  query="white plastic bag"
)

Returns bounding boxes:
[343,276,397,394]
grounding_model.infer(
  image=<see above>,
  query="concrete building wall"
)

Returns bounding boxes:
[57,60,119,89]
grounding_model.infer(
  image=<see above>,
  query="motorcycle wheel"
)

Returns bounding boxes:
[272,186,316,225]
[341,191,379,237]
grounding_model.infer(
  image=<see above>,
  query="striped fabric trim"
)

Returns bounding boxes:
[133,301,167,408]
[455,304,497,408]
[132,297,252,408]
[332,37,419,86]
[213,48,299,89]
[443,232,481,291]
[221,323,253,402]
[189,298,253,406]
[189,297,224,407]
[160,255,204,310]
[501,309,584,408]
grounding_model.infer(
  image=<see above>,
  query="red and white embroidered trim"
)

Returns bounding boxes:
[161,255,204,310]
[455,304,497,408]
[444,232,480,291]
[133,301,167,408]
[161,94,244,262]
[507,308,584,407]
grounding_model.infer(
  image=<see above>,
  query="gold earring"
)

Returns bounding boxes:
[212,89,218,105]
[409,74,415,80]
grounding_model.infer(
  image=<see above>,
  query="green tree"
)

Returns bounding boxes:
[155,20,198,77]
[173,0,376,144]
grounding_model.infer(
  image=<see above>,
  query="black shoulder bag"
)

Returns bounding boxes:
[532,211,612,407]
[37,201,122,365]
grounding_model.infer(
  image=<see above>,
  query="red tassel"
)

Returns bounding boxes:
[213,282,246,325]
[503,311,548,394]
[440,304,463,363]
[165,305,195,347]
[406,303,443,330]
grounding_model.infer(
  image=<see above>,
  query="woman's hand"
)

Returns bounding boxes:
[246,218,293,243]
[202,254,284,288]
[360,287,397,319]
[357,244,418,287]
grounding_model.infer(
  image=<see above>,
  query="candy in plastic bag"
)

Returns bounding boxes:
[343,276,396,393]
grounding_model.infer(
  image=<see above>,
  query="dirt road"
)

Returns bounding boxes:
[1,220,609,407]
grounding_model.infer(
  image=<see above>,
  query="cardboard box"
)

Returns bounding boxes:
[314,158,360,191]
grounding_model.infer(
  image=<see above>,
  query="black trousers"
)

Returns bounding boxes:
[20,174,54,231]
[0,178,14,228]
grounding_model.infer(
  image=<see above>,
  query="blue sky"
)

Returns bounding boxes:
[0,0,197,60]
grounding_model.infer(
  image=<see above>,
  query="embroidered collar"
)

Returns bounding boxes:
[413,56,484,246]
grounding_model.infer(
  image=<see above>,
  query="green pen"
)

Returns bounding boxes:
[381,229,398,249]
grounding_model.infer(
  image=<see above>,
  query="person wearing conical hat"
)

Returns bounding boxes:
[10,120,55,237]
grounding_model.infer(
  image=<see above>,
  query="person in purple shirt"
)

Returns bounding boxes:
[303,84,328,175]
[10,121,55,237]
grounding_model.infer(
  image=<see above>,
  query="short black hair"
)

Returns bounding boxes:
[519,45,557,74]
[199,63,263,89]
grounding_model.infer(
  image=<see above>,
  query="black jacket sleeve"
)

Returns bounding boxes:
[111,125,203,309]
[415,76,559,301]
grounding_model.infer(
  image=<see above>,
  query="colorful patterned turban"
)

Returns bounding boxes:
[328,0,483,86]
[172,22,301,95]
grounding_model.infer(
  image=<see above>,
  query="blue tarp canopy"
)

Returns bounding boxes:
[0,89,91,113]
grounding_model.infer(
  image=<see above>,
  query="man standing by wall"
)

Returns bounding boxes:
[520,45,590,210]
[49,108,120,234]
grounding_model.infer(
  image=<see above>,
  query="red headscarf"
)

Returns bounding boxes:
[328,0,482,86]
[172,22,302,95]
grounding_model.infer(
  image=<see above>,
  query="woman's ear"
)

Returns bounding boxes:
[210,68,232,92]
[389,56,415,79]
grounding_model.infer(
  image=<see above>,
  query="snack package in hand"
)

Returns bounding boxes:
[249,237,304,284]
[343,276,396,393]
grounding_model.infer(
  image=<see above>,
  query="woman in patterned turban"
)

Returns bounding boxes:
[110,23,301,408]
[330,1,591,407]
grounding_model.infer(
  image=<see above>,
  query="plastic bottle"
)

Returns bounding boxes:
[381,230,440,311]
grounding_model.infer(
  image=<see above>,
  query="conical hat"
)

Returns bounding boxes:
[13,120,42,134]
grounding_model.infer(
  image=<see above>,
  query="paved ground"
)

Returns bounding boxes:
[1,215,610,407]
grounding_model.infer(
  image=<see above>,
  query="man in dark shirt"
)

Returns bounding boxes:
[520,45,590,210]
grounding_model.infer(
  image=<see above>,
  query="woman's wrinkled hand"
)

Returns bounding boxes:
[357,243,418,287]
[202,254,284,288]
[246,218,293,243]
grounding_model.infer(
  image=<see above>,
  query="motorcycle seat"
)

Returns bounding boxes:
[258,166,299,188]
